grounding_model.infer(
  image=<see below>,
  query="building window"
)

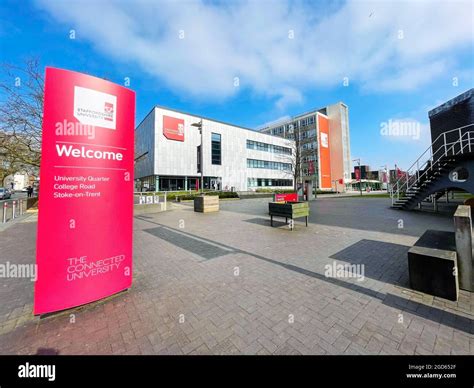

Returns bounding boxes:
[246,140,291,155]
[211,133,221,165]
[197,145,201,173]
[248,178,293,187]
[247,159,292,171]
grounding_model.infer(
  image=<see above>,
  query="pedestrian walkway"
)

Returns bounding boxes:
[0,198,472,355]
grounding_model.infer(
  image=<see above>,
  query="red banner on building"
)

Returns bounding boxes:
[318,115,331,189]
[355,168,360,180]
[163,115,184,141]
[396,167,404,178]
[34,67,135,315]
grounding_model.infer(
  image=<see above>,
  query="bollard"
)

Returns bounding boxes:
[2,202,7,223]
[12,201,16,220]
[19,199,23,215]
[454,205,474,291]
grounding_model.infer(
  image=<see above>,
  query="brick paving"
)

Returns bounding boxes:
[0,197,472,355]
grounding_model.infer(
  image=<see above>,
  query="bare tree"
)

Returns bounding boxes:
[281,123,302,191]
[0,58,44,182]
[274,125,302,191]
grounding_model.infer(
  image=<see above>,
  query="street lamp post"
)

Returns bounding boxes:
[380,165,388,191]
[191,120,204,194]
[352,158,362,196]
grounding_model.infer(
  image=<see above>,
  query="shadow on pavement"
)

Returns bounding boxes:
[143,226,232,261]
[136,215,473,335]
[330,239,410,287]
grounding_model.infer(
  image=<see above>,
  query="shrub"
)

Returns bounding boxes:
[218,191,239,198]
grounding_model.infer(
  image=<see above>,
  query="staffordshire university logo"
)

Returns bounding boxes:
[104,102,114,121]
[321,132,329,148]
[74,86,117,130]
[163,115,185,141]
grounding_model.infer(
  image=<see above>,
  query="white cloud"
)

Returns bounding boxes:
[35,0,474,107]
[274,87,304,111]
[368,60,448,92]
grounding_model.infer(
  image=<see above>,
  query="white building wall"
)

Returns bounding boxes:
[326,102,351,184]
[154,107,201,177]
[139,107,294,191]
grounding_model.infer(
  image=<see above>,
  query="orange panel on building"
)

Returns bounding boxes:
[318,114,331,189]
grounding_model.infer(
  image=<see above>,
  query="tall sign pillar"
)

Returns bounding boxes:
[34,68,135,315]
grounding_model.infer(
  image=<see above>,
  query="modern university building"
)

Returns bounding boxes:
[259,102,351,194]
[134,106,294,192]
[134,103,351,193]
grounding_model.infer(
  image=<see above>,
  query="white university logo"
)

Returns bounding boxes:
[321,132,329,148]
[73,86,117,130]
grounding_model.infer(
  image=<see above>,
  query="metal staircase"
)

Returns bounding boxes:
[390,124,474,210]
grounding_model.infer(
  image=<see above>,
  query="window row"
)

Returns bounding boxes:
[299,115,316,127]
[302,141,317,150]
[247,159,292,171]
[301,155,317,163]
[269,115,316,135]
[271,126,285,135]
[248,178,293,187]
[285,129,316,141]
[246,140,292,155]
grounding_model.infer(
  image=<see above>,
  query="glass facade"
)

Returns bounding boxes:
[247,159,292,171]
[159,177,186,191]
[247,178,293,187]
[137,175,201,192]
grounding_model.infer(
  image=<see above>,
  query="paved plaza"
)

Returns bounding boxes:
[0,197,472,355]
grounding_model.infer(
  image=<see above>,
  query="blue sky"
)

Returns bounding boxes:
[1,0,473,170]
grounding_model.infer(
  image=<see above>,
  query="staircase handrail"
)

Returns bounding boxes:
[390,123,474,200]
[407,130,474,194]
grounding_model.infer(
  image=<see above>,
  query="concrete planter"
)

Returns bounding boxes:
[134,203,166,215]
[408,230,458,301]
[194,195,219,213]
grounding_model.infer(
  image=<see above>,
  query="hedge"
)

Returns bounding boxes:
[176,191,239,201]
[255,188,338,195]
